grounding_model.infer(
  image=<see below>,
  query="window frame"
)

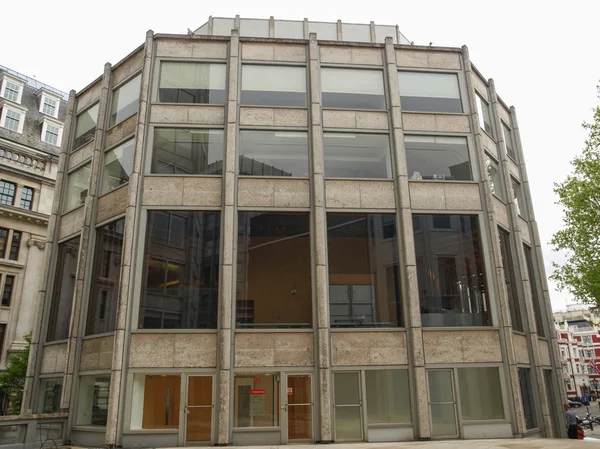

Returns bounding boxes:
[502,121,516,161]
[321,66,387,111]
[398,70,463,114]
[474,91,493,137]
[20,186,34,210]
[510,176,528,220]
[484,152,507,202]
[0,180,17,206]
[0,102,27,134]
[41,117,64,147]
[63,163,92,213]
[0,75,24,104]
[99,138,135,195]
[38,91,61,118]
[240,63,308,108]
[109,73,142,128]
[9,230,21,261]
[1,274,16,307]
[157,61,227,105]
[72,103,99,151]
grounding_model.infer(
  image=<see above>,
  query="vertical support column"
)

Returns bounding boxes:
[461,47,522,436]
[106,30,154,447]
[308,32,333,443]
[21,90,76,414]
[217,29,239,446]
[384,38,430,440]
[61,62,112,413]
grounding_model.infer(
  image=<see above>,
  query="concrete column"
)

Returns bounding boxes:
[105,30,154,447]
[461,47,522,437]
[308,33,333,443]
[385,38,429,439]
[21,90,76,414]
[216,29,239,445]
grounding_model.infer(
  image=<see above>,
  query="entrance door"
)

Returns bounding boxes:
[333,371,363,441]
[285,374,312,442]
[185,375,213,445]
[427,370,458,438]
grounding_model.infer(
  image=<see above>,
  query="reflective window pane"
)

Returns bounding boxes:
[484,154,506,201]
[405,135,471,181]
[38,377,63,413]
[76,375,111,426]
[140,211,220,329]
[502,123,515,159]
[159,62,226,104]
[498,228,523,332]
[64,163,91,212]
[413,215,491,327]
[511,177,527,219]
[151,128,225,175]
[234,373,280,427]
[323,133,391,179]
[476,93,493,135]
[327,214,402,328]
[131,374,181,429]
[322,68,385,110]
[241,65,307,107]
[101,139,135,195]
[109,74,141,127]
[335,407,362,439]
[73,104,99,149]
[398,72,462,113]
[518,368,537,430]
[86,219,125,335]
[524,245,545,338]
[236,212,311,329]
[458,368,504,420]
[365,369,411,424]
[333,372,362,440]
[239,130,308,177]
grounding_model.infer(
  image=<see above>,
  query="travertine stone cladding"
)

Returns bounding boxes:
[234,332,314,367]
[142,177,222,207]
[59,207,85,239]
[155,39,227,59]
[96,185,128,223]
[493,197,510,229]
[538,341,552,367]
[481,133,498,158]
[80,336,114,371]
[76,81,102,114]
[423,330,503,364]
[472,74,490,100]
[507,158,520,179]
[112,49,144,86]
[40,343,67,374]
[498,102,512,125]
[129,333,217,368]
[519,217,531,245]
[409,182,482,211]
[320,46,383,65]
[105,114,137,148]
[238,178,310,208]
[402,113,470,133]
[331,331,408,365]
[513,333,530,364]
[68,141,94,170]
[325,180,395,209]
[239,107,307,127]
[396,49,461,70]
[322,110,388,129]
[149,105,224,125]
[241,42,306,62]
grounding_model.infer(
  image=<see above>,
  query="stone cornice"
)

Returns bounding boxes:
[0,204,50,226]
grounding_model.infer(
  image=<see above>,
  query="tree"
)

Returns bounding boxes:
[0,334,30,415]
[551,86,600,307]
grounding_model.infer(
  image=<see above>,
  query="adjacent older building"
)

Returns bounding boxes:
[17,16,563,447]
[0,65,66,414]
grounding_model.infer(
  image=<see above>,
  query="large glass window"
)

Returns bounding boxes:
[100,139,135,195]
[38,377,63,413]
[151,128,225,175]
[323,133,392,179]
[47,237,80,341]
[502,123,515,159]
[73,104,99,149]
[86,219,125,335]
[405,135,471,181]
[0,228,7,258]
[236,212,311,328]
[476,93,493,135]
[64,164,91,212]
[109,74,141,127]
[511,177,527,219]
[0,180,16,205]
[458,368,504,420]
[327,213,402,328]
[365,369,411,424]
[140,211,220,329]
[239,130,308,177]
[398,72,462,113]
[234,373,280,427]
[159,62,226,104]
[484,153,506,201]
[498,228,523,332]
[518,368,537,430]
[524,245,546,338]
[2,275,15,306]
[241,65,307,107]
[321,68,385,110]
[413,214,490,327]
[76,375,110,427]
[131,374,181,429]
[9,231,20,260]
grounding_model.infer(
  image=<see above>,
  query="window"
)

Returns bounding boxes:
[365,369,411,424]
[484,153,506,201]
[333,372,362,440]
[140,211,220,330]
[64,164,91,212]
[73,103,99,149]
[100,139,135,195]
[40,94,59,118]
[1,78,23,103]
[458,368,504,420]
[9,231,20,260]
[588,365,596,374]
[511,177,527,219]
[159,62,226,104]
[86,219,124,335]
[413,215,491,327]
[0,180,16,205]
[20,187,34,210]
[241,65,307,107]
[398,72,462,113]
[234,373,280,427]
[239,130,308,177]
[321,68,385,110]
[1,106,25,133]
[524,245,545,338]
[502,122,515,159]
[327,214,402,328]
[76,375,110,427]
[0,228,7,258]
[583,336,592,345]
[405,135,471,181]
[0,324,5,354]
[2,275,15,306]
[38,378,63,413]
[475,93,493,135]
[151,128,225,175]
[46,237,79,341]
[518,368,537,430]
[109,74,141,127]
[42,121,62,146]
[237,212,311,328]
[323,133,392,179]
[498,229,523,331]
[131,374,181,429]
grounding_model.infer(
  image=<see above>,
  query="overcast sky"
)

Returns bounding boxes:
[2,0,598,312]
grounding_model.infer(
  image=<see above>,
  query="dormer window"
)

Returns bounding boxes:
[39,116,63,147]
[0,101,27,134]
[37,89,61,118]
[0,74,24,104]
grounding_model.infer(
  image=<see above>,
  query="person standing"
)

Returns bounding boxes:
[564,403,579,439]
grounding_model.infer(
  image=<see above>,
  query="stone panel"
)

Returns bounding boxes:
[320,46,383,65]
[40,343,67,374]
[481,133,498,157]
[358,180,395,208]
[80,335,114,371]
[423,330,502,364]
[150,105,225,125]
[499,103,511,125]
[402,113,470,133]
[472,74,489,100]
[129,333,217,368]
[59,207,85,239]
[513,333,530,364]
[325,180,360,208]
[113,49,144,86]
[426,51,461,70]
[238,178,310,208]
[105,115,137,148]
[519,217,531,244]
[443,183,482,210]
[235,332,314,367]
[409,183,446,210]
[539,340,552,367]
[508,158,520,179]
[191,41,228,59]
[493,197,509,229]
[409,182,480,211]
[68,141,94,170]
[142,177,183,206]
[242,43,306,62]
[182,177,222,206]
[331,331,407,366]
[97,185,128,223]
[76,81,102,113]
[323,110,388,130]
[239,107,308,127]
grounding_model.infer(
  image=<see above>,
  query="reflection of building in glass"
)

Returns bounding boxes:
[238,155,292,177]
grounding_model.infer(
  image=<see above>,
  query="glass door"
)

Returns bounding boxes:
[427,370,458,438]
[333,372,363,441]
[285,374,312,442]
[185,375,213,445]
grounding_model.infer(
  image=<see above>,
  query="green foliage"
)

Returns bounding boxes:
[551,86,600,307]
[0,334,30,415]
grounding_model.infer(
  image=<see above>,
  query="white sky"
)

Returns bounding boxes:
[2,0,598,312]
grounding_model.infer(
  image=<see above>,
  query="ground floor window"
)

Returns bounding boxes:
[365,369,411,424]
[76,375,110,427]
[131,374,181,429]
[234,373,280,427]
[38,377,63,413]
[518,367,537,430]
[457,367,504,420]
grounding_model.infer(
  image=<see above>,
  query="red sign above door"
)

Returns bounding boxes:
[250,389,266,395]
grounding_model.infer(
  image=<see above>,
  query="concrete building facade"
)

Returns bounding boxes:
[14,16,563,447]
